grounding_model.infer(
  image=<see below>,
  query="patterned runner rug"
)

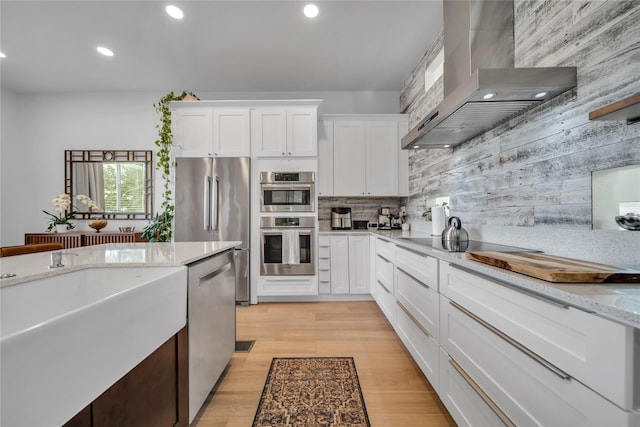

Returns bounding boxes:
[253,357,370,427]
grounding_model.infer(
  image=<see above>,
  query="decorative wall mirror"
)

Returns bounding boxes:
[65,150,153,220]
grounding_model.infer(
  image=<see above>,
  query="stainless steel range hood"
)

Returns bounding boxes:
[402,0,577,149]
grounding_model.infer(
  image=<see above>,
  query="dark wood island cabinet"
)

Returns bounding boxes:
[63,327,189,427]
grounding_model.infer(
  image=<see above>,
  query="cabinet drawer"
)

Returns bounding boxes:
[395,267,439,341]
[439,348,506,427]
[396,246,438,289]
[318,258,330,271]
[375,254,394,294]
[318,270,330,282]
[396,301,439,391]
[375,279,396,327]
[440,295,638,426]
[376,238,395,261]
[440,262,637,410]
[318,246,330,258]
[318,235,330,247]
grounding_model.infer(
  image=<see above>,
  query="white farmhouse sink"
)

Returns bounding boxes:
[0,266,188,427]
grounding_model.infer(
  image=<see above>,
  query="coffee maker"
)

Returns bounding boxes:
[378,207,391,230]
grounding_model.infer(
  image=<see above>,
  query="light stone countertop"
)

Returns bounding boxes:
[370,230,640,329]
[0,241,241,288]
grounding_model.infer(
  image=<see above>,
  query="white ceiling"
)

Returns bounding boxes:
[0,1,443,94]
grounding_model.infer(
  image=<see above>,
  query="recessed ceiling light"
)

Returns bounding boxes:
[96,46,114,57]
[482,93,496,100]
[443,145,451,148]
[413,145,419,149]
[534,91,548,98]
[0,52,6,58]
[304,3,319,18]
[166,5,184,19]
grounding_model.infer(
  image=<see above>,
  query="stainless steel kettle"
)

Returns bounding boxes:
[441,216,469,252]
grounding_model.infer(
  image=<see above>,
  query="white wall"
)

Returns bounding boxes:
[0,90,400,246]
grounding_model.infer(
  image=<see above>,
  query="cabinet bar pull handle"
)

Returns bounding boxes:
[396,300,431,337]
[396,266,429,289]
[377,253,392,263]
[449,358,516,427]
[449,300,571,380]
[449,263,594,312]
[377,279,392,294]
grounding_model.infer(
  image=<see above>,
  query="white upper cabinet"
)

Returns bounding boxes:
[317,121,334,196]
[212,108,250,156]
[172,104,250,157]
[286,108,318,156]
[252,106,318,157]
[171,99,321,159]
[172,107,213,157]
[367,121,399,196]
[250,108,287,156]
[324,115,408,197]
[333,121,367,196]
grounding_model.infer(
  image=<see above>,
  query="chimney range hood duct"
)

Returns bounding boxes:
[402,0,577,149]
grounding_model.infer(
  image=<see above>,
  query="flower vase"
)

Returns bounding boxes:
[55,224,68,233]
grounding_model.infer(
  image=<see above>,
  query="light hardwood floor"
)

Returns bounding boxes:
[192,301,455,427]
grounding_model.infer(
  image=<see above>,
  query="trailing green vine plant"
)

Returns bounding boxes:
[141,90,198,242]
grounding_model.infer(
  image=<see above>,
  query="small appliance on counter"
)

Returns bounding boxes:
[331,207,352,230]
[441,216,469,252]
[353,220,369,230]
[390,215,402,229]
[378,207,391,230]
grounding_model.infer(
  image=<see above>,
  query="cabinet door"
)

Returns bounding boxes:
[317,121,334,196]
[329,235,350,294]
[333,122,366,196]
[348,235,370,294]
[251,108,287,157]
[287,108,317,156]
[213,108,250,157]
[172,107,213,157]
[366,121,398,196]
[397,120,409,196]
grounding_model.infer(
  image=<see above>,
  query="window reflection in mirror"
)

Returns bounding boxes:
[65,150,153,220]
[592,165,640,230]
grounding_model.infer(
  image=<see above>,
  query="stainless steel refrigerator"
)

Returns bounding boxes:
[174,157,250,305]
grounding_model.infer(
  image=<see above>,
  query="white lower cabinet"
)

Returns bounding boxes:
[438,348,507,427]
[395,301,440,391]
[369,241,640,426]
[440,293,636,426]
[322,234,370,295]
[257,276,318,296]
[375,277,396,326]
[440,261,637,411]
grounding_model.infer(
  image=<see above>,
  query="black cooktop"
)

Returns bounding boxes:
[397,237,538,253]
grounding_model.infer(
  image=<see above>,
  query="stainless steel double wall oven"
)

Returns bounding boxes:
[260,171,315,276]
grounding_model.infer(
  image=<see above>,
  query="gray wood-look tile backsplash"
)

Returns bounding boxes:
[400,0,640,230]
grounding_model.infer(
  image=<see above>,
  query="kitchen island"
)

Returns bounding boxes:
[0,241,240,427]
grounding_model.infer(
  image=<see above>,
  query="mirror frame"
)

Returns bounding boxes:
[65,150,153,220]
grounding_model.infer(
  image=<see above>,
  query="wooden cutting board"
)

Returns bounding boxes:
[466,251,640,283]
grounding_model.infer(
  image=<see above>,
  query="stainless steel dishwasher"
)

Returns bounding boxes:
[187,249,236,423]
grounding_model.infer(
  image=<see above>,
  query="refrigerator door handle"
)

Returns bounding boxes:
[204,176,212,230]
[212,176,219,231]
